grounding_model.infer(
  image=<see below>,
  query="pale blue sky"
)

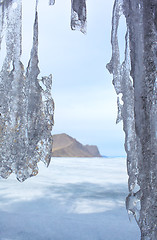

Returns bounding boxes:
[22,0,126,156]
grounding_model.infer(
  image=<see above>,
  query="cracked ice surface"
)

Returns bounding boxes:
[107,0,157,239]
[0,0,54,181]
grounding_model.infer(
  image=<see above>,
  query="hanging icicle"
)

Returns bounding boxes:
[0,0,87,182]
[49,0,87,33]
[107,0,157,239]
[0,0,54,182]
[71,0,87,33]
[49,0,55,5]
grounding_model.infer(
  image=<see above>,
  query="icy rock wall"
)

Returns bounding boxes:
[0,0,54,182]
[107,0,157,239]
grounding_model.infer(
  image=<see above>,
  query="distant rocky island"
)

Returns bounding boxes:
[52,133,102,158]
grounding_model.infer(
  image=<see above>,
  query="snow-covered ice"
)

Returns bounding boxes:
[0,157,140,240]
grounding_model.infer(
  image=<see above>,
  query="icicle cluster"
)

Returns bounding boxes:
[0,0,54,181]
[0,0,86,182]
[107,0,157,239]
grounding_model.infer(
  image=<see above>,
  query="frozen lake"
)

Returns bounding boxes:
[0,157,140,240]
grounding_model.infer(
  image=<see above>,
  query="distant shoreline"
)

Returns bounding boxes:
[52,133,102,158]
[51,155,126,159]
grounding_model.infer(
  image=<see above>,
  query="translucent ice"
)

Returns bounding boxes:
[71,0,87,33]
[49,0,55,5]
[108,0,157,239]
[0,0,54,181]
[49,0,87,33]
[0,0,87,182]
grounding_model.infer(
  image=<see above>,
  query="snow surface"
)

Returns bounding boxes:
[0,157,140,240]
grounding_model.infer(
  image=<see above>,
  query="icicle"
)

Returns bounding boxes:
[0,0,54,182]
[49,0,55,5]
[48,0,87,33]
[126,191,141,223]
[0,0,86,181]
[0,1,5,51]
[108,0,157,239]
[107,0,139,197]
[71,0,87,33]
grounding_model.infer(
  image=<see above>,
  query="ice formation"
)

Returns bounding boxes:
[0,0,156,238]
[49,0,87,33]
[0,0,54,181]
[71,0,87,33]
[0,0,86,182]
[107,0,157,239]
